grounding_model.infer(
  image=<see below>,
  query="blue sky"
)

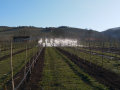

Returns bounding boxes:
[0,0,120,31]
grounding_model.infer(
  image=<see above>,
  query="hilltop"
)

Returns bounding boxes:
[102,27,120,39]
[0,26,120,41]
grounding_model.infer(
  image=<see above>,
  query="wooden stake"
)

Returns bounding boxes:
[24,45,27,79]
[11,41,15,90]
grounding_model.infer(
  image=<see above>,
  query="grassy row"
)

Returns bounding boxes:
[39,48,108,90]
[0,42,26,51]
[80,41,120,48]
[0,47,26,59]
[78,47,120,58]
[61,47,120,74]
[0,42,37,59]
[0,46,39,89]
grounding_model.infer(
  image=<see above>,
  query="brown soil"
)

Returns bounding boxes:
[6,48,45,90]
[57,48,120,90]
[23,48,45,90]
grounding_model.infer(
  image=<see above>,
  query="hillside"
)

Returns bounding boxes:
[1,26,120,41]
[102,27,120,39]
[42,26,101,40]
[0,26,102,41]
[0,26,14,32]
[0,26,43,41]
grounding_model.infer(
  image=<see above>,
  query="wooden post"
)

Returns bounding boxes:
[28,43,31,74]
[24,44,27,83]
[115,40,119,72]
[10,41,15,90]
[101,42,104,67]
[89,41,91,66]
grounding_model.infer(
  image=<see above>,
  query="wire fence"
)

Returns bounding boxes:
[0,40,42,90]
[60,39,120,74]
[0,37,120,89]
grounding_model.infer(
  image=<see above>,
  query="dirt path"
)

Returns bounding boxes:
[23,48,45,90]
[57,48,120,90]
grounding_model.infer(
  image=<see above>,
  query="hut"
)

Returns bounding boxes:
[13,36,30,42]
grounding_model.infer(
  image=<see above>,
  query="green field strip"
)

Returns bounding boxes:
[78,47,120,59]
[0,42,37,59]
[0,47,26,59]
[62,47,120,74]
[39,48,108,90]
[0,47,39,89]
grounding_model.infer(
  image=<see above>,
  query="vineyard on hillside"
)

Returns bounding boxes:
[0,38,120,90]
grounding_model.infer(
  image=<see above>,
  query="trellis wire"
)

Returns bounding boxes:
[14,48,43,90]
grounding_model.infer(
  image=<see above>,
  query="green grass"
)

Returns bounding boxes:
[0,42,36,60]
[0,47,39,89]
[39,48,108,90]
[62,47,120,74]
[78,47,120,58]
[0,47,26,59]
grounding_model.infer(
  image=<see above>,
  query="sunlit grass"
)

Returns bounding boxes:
[0,47,38,89]
[39,47,108,90]
[62,47,120,74]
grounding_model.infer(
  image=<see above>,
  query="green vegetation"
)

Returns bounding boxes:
[78,47,120,58]
[0,25,120,89]
[39,48,108,90]
[0,47,25,59]
[61,47,120,74]
[0,47,38,89]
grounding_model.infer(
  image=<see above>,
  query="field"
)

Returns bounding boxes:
[0,40,120,90]
[0,41,39,89]
[38,48,108,90]
[1,0,120,89]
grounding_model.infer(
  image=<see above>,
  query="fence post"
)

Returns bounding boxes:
[89,41,91,66]
[101,41,104,68]
[10,41,15,90]
[24,44,27,82]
